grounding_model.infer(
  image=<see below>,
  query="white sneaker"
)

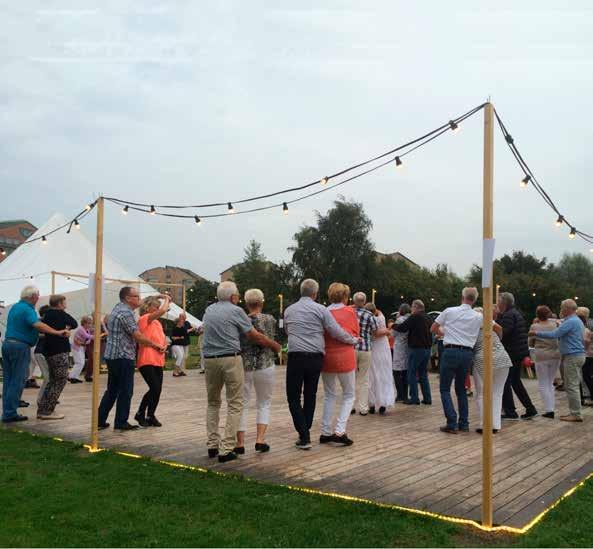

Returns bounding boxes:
[37,412,65,420]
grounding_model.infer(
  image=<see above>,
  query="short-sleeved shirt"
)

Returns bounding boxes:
[240,313,277,371]
[354,307,378,352]
[104,302,139,361]
[170,324,189,347]
[435,304,482,348]
[42,308,78,357]
[202,301,253,356]
[136,314,166,367]
[5,300,39,346]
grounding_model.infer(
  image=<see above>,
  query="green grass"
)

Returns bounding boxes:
[0,429,592,547]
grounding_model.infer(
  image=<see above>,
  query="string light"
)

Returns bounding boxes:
[395,156,403,168]
[575,296,579,301]
[520,175,531,188]
[532,292,536,297]
[227,202,235,214]
[321,176,329,186]
[41,236,47,245]
[282,202,288,214]
[150,205,156,215]
[194,215,201,225]
[0,248,5,256]
[449,120,459,132]
[555,215,564,227]
[569,227,576,239]
[74,219,80,230]
[122,205,129,215]
[85,204,92,211]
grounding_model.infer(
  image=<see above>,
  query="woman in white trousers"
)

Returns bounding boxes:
[236,289,278,453]
[529,306,561,418]
[472,307,512,433]
[69,316,93,382]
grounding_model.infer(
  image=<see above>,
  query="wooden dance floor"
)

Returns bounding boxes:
[4,367,593,528]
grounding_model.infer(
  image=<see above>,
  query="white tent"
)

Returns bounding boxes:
[0,213,202,336]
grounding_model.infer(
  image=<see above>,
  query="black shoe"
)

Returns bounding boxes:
[199,370,205,374]
[395,397,405,402]
[440,426,458,434]
[350,409,356,415]
[147,416,162,427]
[421,401,432,405]
[476,428,499,434]
[319,434,334,444]
[137,418,150,427]
[115,423,139,431]
[369,406,376,414]
[521,410,538,420]
[85,377,93,382]
[18,400,29,408]
[69,378,83,384]
[379,406,386,415]
[134,412,146,424]
[179,371,187,377]
[332,433,354,446]
[542,411,555,419]
[208,448,219,458]
[295,439,312,450]
[25,379,40,389]
[501,412,520,421]
[458,426,470,432]
[233,446,245,455]
[218,452,238,463]
[404,400,420,405]
[2,414,28,423]
[255,442,270,452]
[98,422,110,430]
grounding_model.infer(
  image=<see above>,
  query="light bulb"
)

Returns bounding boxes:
[150,205,156,215]
[569,227,576,239]
[122,205,129,215]
[0,248,5,256]
[555,215,564,227]
[321,176,329,186]
[520,175,531,188]
[449,120,459,132]
[74,219,80,230]
[227,202,235,214]
[85,204,92,211]
[282,202,288,214]
[42,236,47,245]
[395,156,403,168]
[194,215,201,225]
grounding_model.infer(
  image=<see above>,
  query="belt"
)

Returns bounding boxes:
[444,344,473,351]
[203,352,240,359]
[287,351,323,357]
[5,338,30,346]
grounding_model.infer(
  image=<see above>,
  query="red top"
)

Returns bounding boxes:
[323,306,359,373]
[137,314,166,368]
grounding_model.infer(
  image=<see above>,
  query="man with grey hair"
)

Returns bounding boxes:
[431,287,482,433]
[529,299,586,422]
[394,299,434,405]
[202,281,281,462]
[2,286,70,423]
[498,292,538,420]
[284,279,359,449]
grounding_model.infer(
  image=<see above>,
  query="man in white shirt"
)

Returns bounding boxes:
[431,287,482,434]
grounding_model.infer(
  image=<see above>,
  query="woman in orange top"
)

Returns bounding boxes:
[134,294,171,427]
[320,282,360,446]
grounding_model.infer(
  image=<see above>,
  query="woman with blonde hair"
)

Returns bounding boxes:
[319,282,359,446]
[134,294,171,427]
[236,288,278,453]
[69,315,94,383]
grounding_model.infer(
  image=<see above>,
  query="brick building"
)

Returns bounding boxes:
[0,220,37,263]
[139,265,206,306]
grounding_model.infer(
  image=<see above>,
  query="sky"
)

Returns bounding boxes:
[1,1,592,282]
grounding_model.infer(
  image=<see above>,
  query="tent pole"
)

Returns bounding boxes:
[482,102,495,527]
[182,283,186,311]
[90,197,104,452]
[51,271,56,294]
[278,293,284,365]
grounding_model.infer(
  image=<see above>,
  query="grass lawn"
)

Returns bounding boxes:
[0,429,592,548]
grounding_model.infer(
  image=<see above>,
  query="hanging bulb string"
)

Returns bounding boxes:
[104,103,487,211]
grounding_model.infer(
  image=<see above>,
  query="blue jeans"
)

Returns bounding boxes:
[2,340,31,420]
[407,348,431,404]
[439,348,473,429]
[98,358,135,428]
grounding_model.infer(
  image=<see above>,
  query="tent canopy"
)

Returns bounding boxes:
[0,213,202,333]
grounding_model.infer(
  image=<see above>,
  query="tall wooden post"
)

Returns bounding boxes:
[495,284,500,305]
[51,271,56,295]
[482,103,495,527]
[182,284,187,311]
[278,293,284,366]
[90,197,104,452]
[371,288,377,304]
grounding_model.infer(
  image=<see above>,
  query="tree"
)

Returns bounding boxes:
[186,278,218,319]
[289,197,376,299]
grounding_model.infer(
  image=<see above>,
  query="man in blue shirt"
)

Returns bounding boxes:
[2,286,70,423]
[529,299,586,422]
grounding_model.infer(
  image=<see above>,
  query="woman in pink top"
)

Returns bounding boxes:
[577,307,593,405]
[69,316,94,382]
[134,294,171,427]
[320,282,359,446]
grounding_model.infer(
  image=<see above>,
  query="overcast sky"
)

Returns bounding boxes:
[2,1,592,281]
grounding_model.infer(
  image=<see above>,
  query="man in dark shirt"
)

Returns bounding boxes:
[394,299,433,405]
[498,292,537,420]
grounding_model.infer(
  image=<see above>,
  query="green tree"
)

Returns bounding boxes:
[186,278,218,319]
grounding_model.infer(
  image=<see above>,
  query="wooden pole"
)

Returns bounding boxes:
[371,288,377,304]
[90,197,104,452]
[482,102,495,527]
[182,283,186,311]
[495,284,500,305]
[278,293,284,366]
[51,271,56,295]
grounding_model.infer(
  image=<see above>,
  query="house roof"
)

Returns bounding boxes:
[0,220,36,230]
[376,250,419,268]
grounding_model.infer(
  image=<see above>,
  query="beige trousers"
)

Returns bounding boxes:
[563,354,586,418]
[354,350,372,414]
[205,355,245,455]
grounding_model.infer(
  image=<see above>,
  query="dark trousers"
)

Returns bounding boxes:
[439,348,473,429]
[137,365,163,418]
[502,360,536,415]
[393,370,408,401]
[581,357,593,401]
[407,348,432,404]
[37,352,69,416]
[286,352,323,442]
[1,340,31,421]
[98,358,135,428]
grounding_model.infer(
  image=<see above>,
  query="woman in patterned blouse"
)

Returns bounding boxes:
[236,288,278,454]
